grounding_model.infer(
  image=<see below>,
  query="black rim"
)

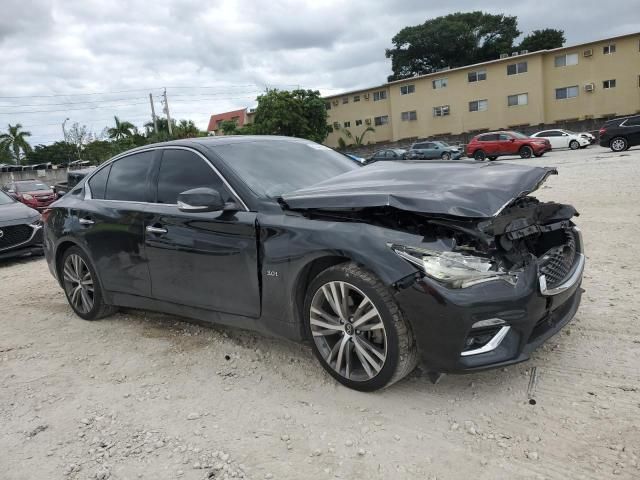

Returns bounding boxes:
[522,147,532,158]
[62,254,95,314]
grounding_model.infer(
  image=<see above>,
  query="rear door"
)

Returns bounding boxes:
[79,151,155,297]
[623,115,640,144]
[479,134,499,155]
[144,147,260,318]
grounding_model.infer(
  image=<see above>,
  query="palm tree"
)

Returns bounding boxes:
[0,124,32,165]
[106,116,136,140]
[175,119,201,139]
[340,126,375,147]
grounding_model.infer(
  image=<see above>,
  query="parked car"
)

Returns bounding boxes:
[2,179,57,210]
[368,148,407,162]
[599,114,640,152]
[343,153,367,165]
[579,131,596,144]
[53,168,95,197]
[466,131,551,161]
[0,189,43,260]
[405,141,462,160]
[530,129,590,150]
[44,136,583,391]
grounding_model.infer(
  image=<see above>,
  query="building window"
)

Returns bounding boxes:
[603,79,616,89]
[343,121,351,128]
[325,102,331,110]
[432,78,448,89]
[355,119,363,126]
[507,93,528,106]
[433,105,450,117]
[373,90,387,101]
[333,121,340,128]
[400,84,415,95]
[353,95,360,102]
[374,115,389,126]
[507,61,528,75]
[554,53,578,67]
[216,120,223,129]
[469,99,488,112]
[603,44,616,55]
[401,111,417,121]
[555,86,579,100]
[342,97,349,104]
[467,70,487,82]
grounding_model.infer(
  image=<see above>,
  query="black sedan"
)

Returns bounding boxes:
[43,136,584,391]
[0,189,43,260]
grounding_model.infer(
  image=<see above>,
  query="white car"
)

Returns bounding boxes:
[530,129,590,150]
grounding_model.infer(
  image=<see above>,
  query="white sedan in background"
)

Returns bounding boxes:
[530,129,590,150]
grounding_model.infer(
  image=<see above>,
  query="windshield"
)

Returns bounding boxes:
[209,139,358,197]
[16,181,50,192]
[0,190,14,205]
[510,131,529,139]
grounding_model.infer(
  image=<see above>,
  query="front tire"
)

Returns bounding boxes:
[610,137,628,152]
[519,145,533,158]
[569,140,580,150]
[60,246,117,321]
[473,150,486,161]
[304,263,418,391]
[440,152,451,160]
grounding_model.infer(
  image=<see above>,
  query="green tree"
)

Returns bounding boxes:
[0,123,33,165]
[106,116,136,140]
[250,88,329,143]
[340,126,375,148]
[174,119,202,139]
[518,28,565,52]
[386,12,521,80]
[26,142,77,165]
[220,120,238,135]
[0,142,13,164]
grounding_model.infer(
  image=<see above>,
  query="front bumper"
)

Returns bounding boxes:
[0,224,43,260]
[394,242,584,374]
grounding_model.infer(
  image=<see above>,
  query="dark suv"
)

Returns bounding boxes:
[599,115,640,152]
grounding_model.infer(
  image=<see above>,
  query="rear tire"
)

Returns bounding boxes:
[610,137,628,152]
[60,246,117,321]
[304,262,418,391]
[569,140,580,150]
[519,145,533,158]
[473,150,486,161]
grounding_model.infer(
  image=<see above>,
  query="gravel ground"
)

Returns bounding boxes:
[1,145,639,480]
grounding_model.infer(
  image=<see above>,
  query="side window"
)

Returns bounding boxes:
[414,143,426,149]
[105,151,154,202]
[498,134,511,141]
[479,134,497,142]
[88,164,112,200]
[156,149,232,204]
[625,116,640,126]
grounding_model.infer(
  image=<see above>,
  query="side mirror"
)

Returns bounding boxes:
[509,138,515,142]
[177,187,227,213]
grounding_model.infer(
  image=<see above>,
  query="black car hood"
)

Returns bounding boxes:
[0,201,40,225]
[281,160,557,218]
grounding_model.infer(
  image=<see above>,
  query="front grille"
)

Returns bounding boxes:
[538,230,577,288]
[0,224,33,250]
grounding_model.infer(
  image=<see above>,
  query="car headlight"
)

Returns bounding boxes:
[389,244,517,289]
[22,194,34,200]
[30,217,43,227]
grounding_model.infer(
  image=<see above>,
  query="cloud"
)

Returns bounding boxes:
[0,0,638,145]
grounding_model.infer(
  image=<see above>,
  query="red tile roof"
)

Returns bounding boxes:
[207,108,247,132]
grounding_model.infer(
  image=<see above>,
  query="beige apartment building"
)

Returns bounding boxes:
[323,32,640,148]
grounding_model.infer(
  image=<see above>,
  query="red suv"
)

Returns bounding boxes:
[2,179,58,210]
[466,131,551,161]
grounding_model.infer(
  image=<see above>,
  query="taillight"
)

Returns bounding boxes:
[599,127,606,135]
[41,208,53,223]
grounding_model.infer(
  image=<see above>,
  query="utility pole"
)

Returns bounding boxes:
[62,117,69,142]
[149,93,158,133]
[162,88,173,136]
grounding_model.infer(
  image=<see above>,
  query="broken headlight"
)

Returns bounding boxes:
[390,244,517,289]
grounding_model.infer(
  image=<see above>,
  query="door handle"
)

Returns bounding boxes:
[79,218,94,225]
[146,225,168,235]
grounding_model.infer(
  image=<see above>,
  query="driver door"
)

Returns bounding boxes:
[143,148,260,318]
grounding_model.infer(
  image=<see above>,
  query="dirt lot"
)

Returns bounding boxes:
[1,146,639,480]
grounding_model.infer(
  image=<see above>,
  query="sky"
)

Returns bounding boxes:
[1,0,639,146]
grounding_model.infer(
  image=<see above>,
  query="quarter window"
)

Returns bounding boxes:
[507,93,528,106]
[469,99,488,112]
[603,79,616,89]
[433,105,450,117]
[555,86,579,99]
[105,151,154,202]
[373,90,387,101]
[554,53,578,67]
[401,111,417,121]
[467,70,487,82]
[400,84,415,95]
[603,44,616,54]
[88,164,112,200]
[432,78,448,89]
[625,115,640,126]
[507,62,528,75]
[156,149,231,205]
[374,115,389,126]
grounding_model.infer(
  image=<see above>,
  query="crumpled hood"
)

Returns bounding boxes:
[0,201,40,226]
[281,160,557,218]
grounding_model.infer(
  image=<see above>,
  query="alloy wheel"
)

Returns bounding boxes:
[63,254,94,314]
[441,152,451,160]
[520,146,533,158]
[569,140,579,150]
[611,138,627,152]
[310,281,387,382]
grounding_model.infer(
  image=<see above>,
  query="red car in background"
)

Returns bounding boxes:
[2,180,57,211]
[466,131,551,161]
